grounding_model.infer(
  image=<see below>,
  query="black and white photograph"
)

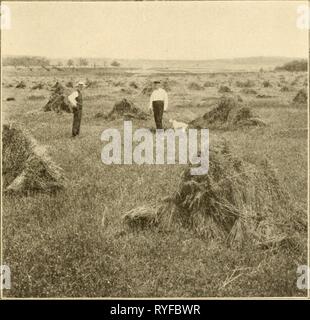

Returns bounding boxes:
[0,0,309,300]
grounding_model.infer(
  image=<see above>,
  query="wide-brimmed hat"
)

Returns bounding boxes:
[153,80,161,84]
[76,81,86,87]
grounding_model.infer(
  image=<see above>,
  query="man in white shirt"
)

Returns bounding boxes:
[68,81,85,137]
[149,80,168,129]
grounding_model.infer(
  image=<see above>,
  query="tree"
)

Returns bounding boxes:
[79,58,88,67]
[2,56,50,67]
[111,60,120,67]
[67,59,74,68]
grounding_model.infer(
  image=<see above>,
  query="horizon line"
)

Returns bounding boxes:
[2,54,307,62]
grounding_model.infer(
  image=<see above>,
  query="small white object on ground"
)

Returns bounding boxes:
[169,119,188,131]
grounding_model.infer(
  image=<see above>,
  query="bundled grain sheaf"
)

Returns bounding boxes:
[66,81,73,88]
[293,88,307,105]
[236,80,255,88]
[240,88,257,95]
[103,99,150,120]
[31,83,44,90]
[85,78,99,88]
[280,86,290,92]
[43,82,71,113]
[188,82,203,90]
[157,139,306,249]
[203,81,216,88]
[190,96,265,129]
[2,124,66,194]
[218,85,232,93]
[262,80,272,88]
[129,81,139,89]
[141,80,170,95]
[16,81,26,89]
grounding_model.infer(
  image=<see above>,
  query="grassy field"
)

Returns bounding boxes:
[2,66,308,297]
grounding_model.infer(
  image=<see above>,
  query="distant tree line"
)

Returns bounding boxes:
[79,58,88,66]
[67,59,121,67]
[67,59,74,67]
[3,55,122,68]
[3,56,50,67]
[66,58,89,67]
[275,59,307,72]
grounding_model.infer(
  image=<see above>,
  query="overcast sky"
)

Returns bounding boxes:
[2,1,308,60]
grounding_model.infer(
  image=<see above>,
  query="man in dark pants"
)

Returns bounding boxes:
[149,80,168,129]
[68,81,85,137]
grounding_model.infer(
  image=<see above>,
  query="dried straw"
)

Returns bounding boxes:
[2,123,66,194]
[157,139,306,249]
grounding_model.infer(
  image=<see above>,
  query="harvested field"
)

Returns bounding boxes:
[2,65,307,298]
[1,1,308,299]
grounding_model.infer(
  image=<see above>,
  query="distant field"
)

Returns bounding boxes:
[2,66,308,297]
[3,55,300,75]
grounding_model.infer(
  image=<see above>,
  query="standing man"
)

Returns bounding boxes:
[68,81,85,137]
[149,80,168,129]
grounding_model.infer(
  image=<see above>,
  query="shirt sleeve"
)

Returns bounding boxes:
[68,91,78,106]
[164,90,168,111]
